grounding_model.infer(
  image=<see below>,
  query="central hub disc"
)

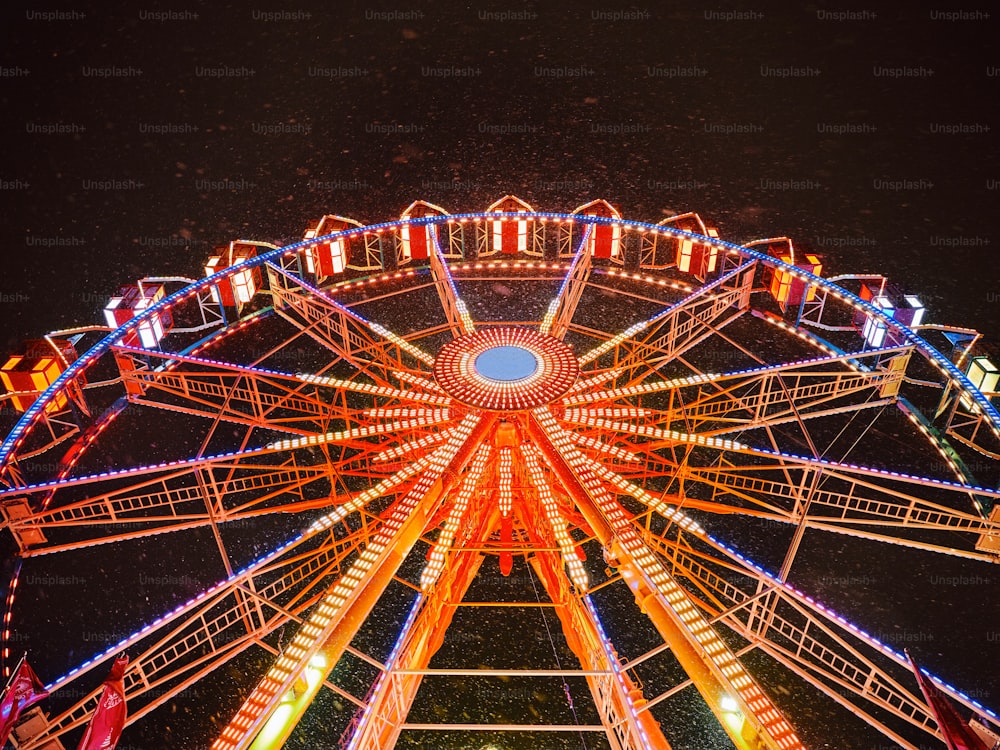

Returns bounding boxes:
[434,328,579,411]
[474,346,539,382]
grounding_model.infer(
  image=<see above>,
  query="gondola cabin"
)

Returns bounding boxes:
[571,199,622,260]
[205,242,262,308]
[854,282,925,347]
[302,215,362,277]
[660,213,720,280]
[747,238,823,312]
[399,201,450,262]
[487,195,533,255]
[967,356,999,395]
[103,281,172,348]
[0,338,78,413]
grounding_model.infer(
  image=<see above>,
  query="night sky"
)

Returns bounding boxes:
[1,1,998,749]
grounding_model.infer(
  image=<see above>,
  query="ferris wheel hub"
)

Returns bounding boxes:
[473,345,540,381]
[433,327,578,411]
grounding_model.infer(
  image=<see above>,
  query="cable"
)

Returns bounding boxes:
[526,559,588,750]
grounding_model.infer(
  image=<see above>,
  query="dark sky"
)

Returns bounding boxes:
[0,1,998,749]
[1,1,997,343]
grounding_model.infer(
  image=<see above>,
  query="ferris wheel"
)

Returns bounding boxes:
[0,197,998,750]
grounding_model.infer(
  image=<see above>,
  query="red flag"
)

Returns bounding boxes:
[907,652,991,750]
[0,655,49,745]
[77,655,128,750]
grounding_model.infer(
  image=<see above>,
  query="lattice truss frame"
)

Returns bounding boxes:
[0,211,997,750]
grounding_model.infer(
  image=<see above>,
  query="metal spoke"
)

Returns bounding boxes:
[427,227,475,336]
[539,225,593,339]
[265,261,434,385]
[577,260,754,382]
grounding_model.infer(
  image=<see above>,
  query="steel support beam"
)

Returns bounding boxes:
[525,408,803,750]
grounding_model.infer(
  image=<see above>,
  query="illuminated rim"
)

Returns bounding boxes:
[2,211,998,469]
[433,327,579,410]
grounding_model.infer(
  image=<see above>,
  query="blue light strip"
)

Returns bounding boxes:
[703,532,999,722]
[0,440,296,499]
[428,227,466,313]
[269,262,370,326]
[344,592,424,750]
[267,260,436,365]
[45,532,304,692]
[648,258,754,328]
[579,260,755,367]
[540,224,593,336]
[582,594,653,748]
[723,443,1000,499]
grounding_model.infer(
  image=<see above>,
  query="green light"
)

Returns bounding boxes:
[248,656,327,750]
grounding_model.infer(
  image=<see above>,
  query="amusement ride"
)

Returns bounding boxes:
[0,197,998,749]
